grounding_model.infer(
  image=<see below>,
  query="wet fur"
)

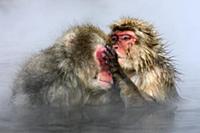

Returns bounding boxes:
[109,17,179,103]
[12,24,119,107]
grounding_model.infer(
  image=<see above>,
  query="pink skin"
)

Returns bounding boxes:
[111,31,137,63]
[95,46,113,88]
[94,30,137,88]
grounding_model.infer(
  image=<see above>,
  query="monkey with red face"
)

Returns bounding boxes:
[105,17,179,106]
[12,24,122,107]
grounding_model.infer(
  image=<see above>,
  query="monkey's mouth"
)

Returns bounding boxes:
[98,79,113,89]
[99,79,113,84]
[93,76,113,88]
[96,71,113,89]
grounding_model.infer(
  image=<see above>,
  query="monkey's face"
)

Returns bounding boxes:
[110,30,138,70]
[72,44,113,91]
[109,29,158,73]
[93,45,113,89]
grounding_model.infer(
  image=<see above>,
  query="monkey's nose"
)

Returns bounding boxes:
[113,45,118,49]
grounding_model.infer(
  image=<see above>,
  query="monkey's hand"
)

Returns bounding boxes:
[104,45,122,75]
[104,45,149,106]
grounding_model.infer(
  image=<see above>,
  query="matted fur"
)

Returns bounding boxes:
[12,24,116,107]
[109,17,179,103]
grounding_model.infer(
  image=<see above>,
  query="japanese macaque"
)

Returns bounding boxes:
[105,17,179,105]
[12,24,120,107]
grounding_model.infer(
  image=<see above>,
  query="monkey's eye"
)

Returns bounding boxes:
[121,34,131,41]
[111,35,118,43]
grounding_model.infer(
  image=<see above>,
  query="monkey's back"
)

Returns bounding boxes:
[12,43,83,106]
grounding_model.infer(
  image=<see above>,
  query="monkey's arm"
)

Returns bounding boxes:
[113,69,147,106]
[104,46,152,106]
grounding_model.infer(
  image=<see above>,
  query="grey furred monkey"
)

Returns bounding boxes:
[12,24,121,107]
[105,17,179,106]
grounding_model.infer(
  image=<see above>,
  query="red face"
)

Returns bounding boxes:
[110,31,137,62]
[95,46,113,89]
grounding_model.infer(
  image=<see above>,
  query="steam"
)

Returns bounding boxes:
[0,0,199,105]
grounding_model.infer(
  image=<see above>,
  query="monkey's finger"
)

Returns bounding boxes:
[105,45,114,54]
[105,45,118,59]
[105,60,115,67]
[105,44,112,49]
[104,50,112,58]
[102,56,110,63]
[104,46,117,60]
[104,50,115,61]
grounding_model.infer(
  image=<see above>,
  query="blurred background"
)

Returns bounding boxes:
[0,0,200,133]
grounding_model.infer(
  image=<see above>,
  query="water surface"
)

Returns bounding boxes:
[1,0,200,132]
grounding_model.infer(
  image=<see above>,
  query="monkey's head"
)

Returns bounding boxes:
[109,17,163,72]
[60,24,113,90]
